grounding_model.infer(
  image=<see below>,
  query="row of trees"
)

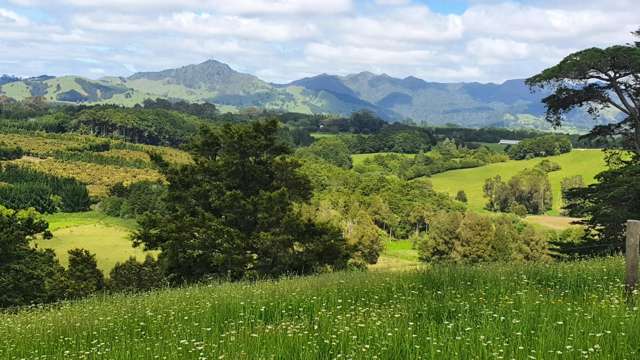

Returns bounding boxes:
[356,139,508,180]
[507,134,572,160]
[0,164,90,213]
[417,212,548,263]
[483,167,553,215]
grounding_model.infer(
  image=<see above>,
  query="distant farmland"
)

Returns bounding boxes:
[430,149,606,215]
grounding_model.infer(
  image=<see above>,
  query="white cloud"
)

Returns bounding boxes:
[0,0,637,83]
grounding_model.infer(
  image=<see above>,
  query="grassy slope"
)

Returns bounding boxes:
[35,211,153,273]
[1,257,636,359]
[430,149,606,215]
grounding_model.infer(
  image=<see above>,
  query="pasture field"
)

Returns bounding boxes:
[1,257,637,359]
[35,211,152,273]
[430,149,606,215]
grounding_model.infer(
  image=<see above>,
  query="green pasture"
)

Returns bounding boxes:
[430,149,606,215]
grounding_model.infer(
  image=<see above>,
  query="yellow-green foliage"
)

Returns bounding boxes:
[1,258,638,359]
[0,132,191,197]
[430,149,606,215]
[14,158,161,197]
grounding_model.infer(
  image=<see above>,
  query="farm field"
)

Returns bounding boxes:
[1,257,636,359]
[35,211,152,273]
[430,149,606,215]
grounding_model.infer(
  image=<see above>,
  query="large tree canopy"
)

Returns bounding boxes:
[527,38,640,155]
[134,120,354,283]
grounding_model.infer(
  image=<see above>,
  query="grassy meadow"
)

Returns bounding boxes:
[35,211,153,273]
[430,149,606,215]
[1,257,637,359]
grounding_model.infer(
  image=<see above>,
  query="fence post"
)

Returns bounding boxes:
[625,220,640,294]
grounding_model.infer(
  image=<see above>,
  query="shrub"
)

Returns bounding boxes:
[535,159,562,173]
[455,190,468,203]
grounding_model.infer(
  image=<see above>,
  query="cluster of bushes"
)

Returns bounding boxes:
[355,139,508,180]
[0,205,166,308]
[507,135,572,160]
[0,141,23,160]
[484,167,553,215]
[0,164,90,213]
[416,212,548,263]
[100,181,166,218]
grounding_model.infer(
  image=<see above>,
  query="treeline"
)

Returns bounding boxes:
[0,206,164,308]
[355,139,508,179]
[0,164,90,213]
[507,134,572,160]
[0,104,208,146]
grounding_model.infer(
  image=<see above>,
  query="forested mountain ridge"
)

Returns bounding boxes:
[0,60,619,131]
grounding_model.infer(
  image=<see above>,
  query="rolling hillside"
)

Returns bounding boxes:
[430,149,606,215]
[0,59,619,130]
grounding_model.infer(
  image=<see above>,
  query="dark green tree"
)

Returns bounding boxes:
[65,249,104,298]
[134,120,353,283]
[526,30,640,155]
[108,255,166,292]
[0,206,66,307]
[455,190,468,203]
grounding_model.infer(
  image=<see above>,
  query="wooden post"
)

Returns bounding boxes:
[625,220,640,293]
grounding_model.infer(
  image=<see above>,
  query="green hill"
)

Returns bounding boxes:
[0,60,619,130]
[430,149,606,215]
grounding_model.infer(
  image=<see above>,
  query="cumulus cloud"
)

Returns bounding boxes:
[0,1,637,83]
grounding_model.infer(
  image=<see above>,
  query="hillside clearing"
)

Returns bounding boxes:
[1,257,636,359]
[430,149,606,215]
[35,212,153,273]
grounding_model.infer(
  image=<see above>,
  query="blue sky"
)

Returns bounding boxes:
[0,0,636,83]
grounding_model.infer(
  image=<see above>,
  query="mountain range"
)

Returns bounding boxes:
[0,60,618,131]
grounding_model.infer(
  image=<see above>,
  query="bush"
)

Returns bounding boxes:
[455,190,468,203]
[535,159,562,173]
[108,256,166,292]
[417,212,548,263]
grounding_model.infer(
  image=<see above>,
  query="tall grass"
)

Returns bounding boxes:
[1,257,637,359]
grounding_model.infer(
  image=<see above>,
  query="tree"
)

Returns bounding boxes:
[297,137,353,168]
[65,249,104,298]
[483,169,552,215]
[526,30,640,156]
[0,206,65,307]
[109,256,166,292]
[564,162,640,246]
[134,120,353,283]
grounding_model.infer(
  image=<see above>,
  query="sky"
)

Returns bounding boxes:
[0,0,637,84]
